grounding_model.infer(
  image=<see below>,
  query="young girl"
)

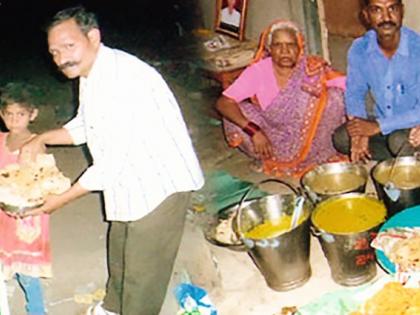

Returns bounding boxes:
[0,83,50,315]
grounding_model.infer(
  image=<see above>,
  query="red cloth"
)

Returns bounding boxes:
[0,132,52,279]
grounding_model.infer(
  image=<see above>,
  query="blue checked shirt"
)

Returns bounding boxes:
[345,27,420,135]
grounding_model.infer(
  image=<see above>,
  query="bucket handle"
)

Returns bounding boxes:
[310,225,321,237]
[234,179,302,239]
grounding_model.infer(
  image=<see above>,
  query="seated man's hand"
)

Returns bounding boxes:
[252,131,273,160]
[346,117,380,138]
[409,126,420,148]
[351,136,371,163]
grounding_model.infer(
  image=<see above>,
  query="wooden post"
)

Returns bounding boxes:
[316,0,330,63]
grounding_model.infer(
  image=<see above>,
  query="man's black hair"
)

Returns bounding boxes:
[45,5,99,34]
[362,0,402,7]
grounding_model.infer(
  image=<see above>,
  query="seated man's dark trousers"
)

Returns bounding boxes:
[333,124,417,161]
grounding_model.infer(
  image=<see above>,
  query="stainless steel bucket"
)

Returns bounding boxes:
[372,156,420,217]
[311,193,387,286]
[235,179,313,291]
[301,162,368,204]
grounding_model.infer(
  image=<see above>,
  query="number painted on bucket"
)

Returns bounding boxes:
[355,252,375,266]
[353,237,370,250]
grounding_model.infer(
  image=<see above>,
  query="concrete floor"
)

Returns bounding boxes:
[7,34,387,315]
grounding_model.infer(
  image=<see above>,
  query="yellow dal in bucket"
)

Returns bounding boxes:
[244,214,306,240]
[312,196,386,234]
[309,173,365,194]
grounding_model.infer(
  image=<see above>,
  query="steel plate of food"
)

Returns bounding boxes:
[0,154,71,214]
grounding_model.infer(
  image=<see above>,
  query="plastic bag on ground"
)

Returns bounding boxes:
[174,283,217,315]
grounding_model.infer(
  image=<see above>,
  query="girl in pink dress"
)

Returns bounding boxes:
[0,83,50,315]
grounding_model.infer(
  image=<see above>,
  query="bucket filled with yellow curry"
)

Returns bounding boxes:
[235,179,313,291]
[311,193,386,286]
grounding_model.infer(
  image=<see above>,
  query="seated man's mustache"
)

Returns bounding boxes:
[58,61,78,70]
[378,21,397,28]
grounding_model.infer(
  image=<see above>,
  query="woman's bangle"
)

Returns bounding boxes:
[242,121,261,137]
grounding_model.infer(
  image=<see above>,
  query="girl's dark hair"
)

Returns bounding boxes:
[0,83,39,112]
[45,5,99,35]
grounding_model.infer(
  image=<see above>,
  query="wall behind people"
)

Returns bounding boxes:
[197,0,304,40]
[404,1,420,33]
[324,0,420,37]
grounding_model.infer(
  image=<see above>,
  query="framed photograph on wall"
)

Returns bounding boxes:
[215,0,248,40]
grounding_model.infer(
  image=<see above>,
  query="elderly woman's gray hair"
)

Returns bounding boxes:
[265,21,300,49]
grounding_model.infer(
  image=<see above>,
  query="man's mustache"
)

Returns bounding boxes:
[378,21,397,28]
[58,61,78,70]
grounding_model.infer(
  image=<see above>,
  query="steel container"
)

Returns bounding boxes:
[372,156,420,217]
[311,193,386,286]
[301,162,368,204]
[235,179,313,291]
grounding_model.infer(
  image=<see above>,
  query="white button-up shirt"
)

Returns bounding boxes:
[64,45,204,221]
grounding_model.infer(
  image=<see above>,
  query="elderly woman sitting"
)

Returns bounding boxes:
[215,20,347,178]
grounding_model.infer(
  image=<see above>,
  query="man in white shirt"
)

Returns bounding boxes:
[220,0,241,28]
[21,6,204,315]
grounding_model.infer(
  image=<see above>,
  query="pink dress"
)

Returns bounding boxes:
[0,132,52,279]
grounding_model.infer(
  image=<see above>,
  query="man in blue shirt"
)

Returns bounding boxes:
[333,0,420,162]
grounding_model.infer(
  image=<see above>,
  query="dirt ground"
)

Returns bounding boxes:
[6,34,354,315]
